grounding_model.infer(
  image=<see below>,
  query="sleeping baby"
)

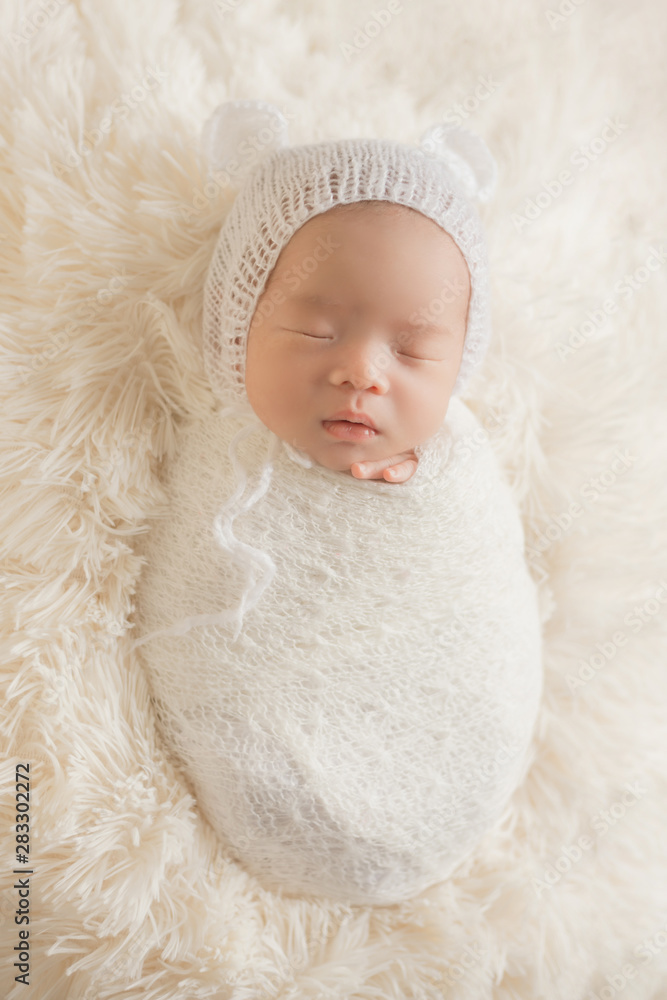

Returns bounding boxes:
[131,102,544,906]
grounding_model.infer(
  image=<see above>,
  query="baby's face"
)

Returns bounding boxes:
[244,202,470,473]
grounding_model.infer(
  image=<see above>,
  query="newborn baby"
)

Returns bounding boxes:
[132,104,544,906]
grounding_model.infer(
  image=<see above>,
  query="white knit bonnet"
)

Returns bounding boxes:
[201,100,497,413]
[134,102,498,648]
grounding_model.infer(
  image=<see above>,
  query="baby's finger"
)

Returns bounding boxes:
[350,455,417,481]
[350,459,393,479]
[382,459,418,482]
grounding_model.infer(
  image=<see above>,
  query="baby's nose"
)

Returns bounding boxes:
[328,342,391,392]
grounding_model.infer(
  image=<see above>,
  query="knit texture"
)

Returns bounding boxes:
[133,395,544,905]
[202,134,493,408]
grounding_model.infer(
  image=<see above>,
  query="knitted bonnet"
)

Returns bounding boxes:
[134,103,498,647]
[201,99,498,414]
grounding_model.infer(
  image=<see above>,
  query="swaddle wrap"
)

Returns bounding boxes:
[132,395,543,905]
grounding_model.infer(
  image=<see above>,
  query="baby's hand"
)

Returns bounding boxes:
[350,451,419,483]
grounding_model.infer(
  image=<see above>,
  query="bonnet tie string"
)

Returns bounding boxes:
[132,405,280,648]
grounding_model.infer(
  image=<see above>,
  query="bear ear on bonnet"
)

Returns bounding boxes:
[200,99,290,182]
[200,99,497,203]
[419,123,498,203]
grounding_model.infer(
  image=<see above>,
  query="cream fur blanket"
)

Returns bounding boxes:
[1,0,667,998]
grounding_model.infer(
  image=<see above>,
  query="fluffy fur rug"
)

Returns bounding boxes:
[1,0,666,998]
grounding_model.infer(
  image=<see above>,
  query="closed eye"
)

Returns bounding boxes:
[281,328,332,339]
[281,328,441,360]
[396,349,441,362]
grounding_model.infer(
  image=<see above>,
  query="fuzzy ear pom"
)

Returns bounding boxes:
[200,99,290,181]
[419,124,498,203]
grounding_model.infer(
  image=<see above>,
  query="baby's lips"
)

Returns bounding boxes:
[326,410,378,430]
[322,419,378,441]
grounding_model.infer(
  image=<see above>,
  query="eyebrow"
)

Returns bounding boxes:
[402,319,450,335]
[292,293,345,308]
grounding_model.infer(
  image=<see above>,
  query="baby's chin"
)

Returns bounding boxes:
[308,441,409,474]
[279,435,370,472]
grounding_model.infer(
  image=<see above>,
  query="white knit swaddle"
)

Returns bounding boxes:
[132,395,543,905]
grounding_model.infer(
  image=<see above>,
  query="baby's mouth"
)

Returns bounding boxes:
[322,419,378,441]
